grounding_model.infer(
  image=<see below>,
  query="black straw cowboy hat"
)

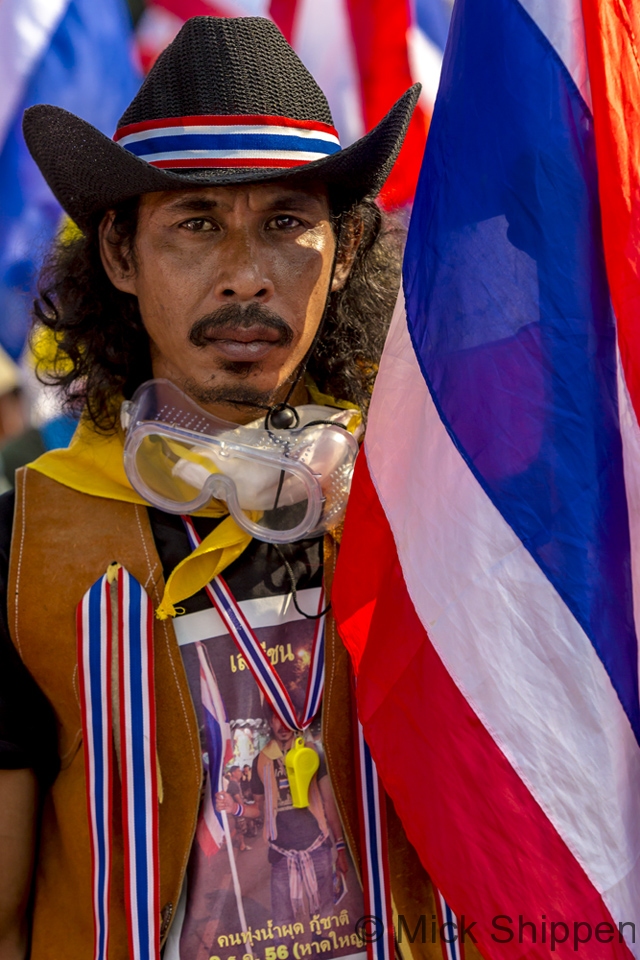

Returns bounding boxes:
[22,16,420,229]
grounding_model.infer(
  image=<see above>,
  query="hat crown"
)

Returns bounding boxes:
[118,16,334,130]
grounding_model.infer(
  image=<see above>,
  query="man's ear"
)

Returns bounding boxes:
[99,211,137,295]
[331,215,364,293]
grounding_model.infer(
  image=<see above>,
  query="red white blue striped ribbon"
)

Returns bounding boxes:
[113,113,341,170]
[182,515,324,731]
[77,574,113,960]
[355,718,395,960]
[435,887,466,960]
[77,566,160,960]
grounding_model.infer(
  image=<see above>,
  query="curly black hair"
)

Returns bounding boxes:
[33,194,404,432]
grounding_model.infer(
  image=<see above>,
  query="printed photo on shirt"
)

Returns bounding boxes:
[163,590,366,960]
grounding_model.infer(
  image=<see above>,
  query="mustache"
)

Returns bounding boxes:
[188,303,295,348]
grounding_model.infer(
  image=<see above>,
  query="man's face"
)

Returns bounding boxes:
[230,768,242,782]
[100,180,346,422]
[269,713,294,747]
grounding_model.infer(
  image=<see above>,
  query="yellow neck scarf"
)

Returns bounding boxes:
[28,418,250,619]
[28,380,359,619]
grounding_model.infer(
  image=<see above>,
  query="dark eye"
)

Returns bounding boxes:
[180,218,216,232]
[267,215,302,230]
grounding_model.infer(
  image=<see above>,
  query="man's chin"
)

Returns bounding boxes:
[180,374,278,418]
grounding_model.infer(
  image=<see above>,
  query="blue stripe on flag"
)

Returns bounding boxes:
[123,132,340,157]
[0,0,140,358]
[127,577,151,957]
[403,0,640,739]
[203,705,224,824]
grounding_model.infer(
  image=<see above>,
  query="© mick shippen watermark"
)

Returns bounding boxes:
[355,915,636,951]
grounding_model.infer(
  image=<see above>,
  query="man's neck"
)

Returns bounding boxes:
[211,379,310,425]
[154,375,311,426]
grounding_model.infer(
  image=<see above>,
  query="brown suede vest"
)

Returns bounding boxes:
[9,467,477,960]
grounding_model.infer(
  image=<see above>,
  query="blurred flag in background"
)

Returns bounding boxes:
[0,0,141,360]
[135,0,452,208]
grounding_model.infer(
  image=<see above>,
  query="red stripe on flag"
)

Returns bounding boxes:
[333,450,634,960]
[269,0,299,44]
[581,1,640,422]
[345,0,426,207]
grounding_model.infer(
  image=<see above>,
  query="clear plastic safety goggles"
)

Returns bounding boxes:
[121,379,361,543]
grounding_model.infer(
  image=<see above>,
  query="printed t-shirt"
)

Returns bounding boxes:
[250,747,328,857]
[0,499,366,959]
[227,778,242,802]
[152,511,366,960]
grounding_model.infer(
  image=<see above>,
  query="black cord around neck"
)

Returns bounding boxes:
[274,543,331,620]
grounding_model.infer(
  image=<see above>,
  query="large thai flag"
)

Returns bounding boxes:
[0,0,140,359]
[136,0,451,207]
[333,0,640,957]
[195,641,233,857]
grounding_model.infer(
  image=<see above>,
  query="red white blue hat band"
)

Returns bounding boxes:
[113,114,341,170]
[23,17,419,226]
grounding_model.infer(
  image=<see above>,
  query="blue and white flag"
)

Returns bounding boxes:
[0,0,140,359]
[407,0,452,110]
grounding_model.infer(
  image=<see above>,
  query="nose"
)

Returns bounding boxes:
[213,231,274,303]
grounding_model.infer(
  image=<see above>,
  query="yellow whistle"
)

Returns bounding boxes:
[285,737,319,808]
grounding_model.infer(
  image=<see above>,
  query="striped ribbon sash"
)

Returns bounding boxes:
[182,515,325,732]
[77,564,160,960]
[113,113,342,170]
[435,888,466,960]
[354,718,395,960]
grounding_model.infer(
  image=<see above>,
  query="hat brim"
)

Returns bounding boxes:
[23,85,420,229]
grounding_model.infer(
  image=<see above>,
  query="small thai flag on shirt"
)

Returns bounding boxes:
[196,642,233,857]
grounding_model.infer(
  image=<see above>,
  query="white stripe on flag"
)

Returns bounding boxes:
[515,0,591,108]
[406,25,444,114]
[0,0,70,149]
[365,293,640,948]
[292,0,365,146]
[616,357,640,734]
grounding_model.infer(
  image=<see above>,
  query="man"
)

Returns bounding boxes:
[0,16,478,960]
[225,766,243,807]
[223,766,249,854]
[241,763,253,799]
[217,706,349,932]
